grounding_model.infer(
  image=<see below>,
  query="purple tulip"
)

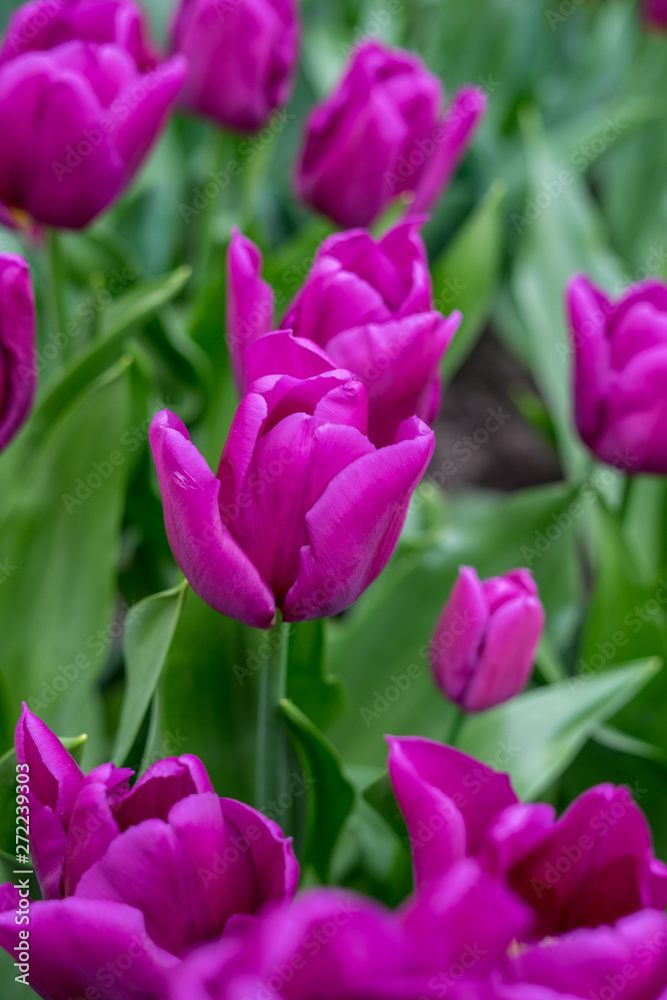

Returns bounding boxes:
[567,275,667,474]
[387,737,667,934]
[644,0,667,27]
[0,706,298,998]
[171,0,299,132]
[149,368,434,627]
[429,567,544,712]
[226,221,460,447]
[0,0,186,229]
[295,41,486,229]
[168,861,531,1000]
[0,253,36,451]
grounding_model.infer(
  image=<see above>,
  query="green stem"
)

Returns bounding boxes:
[47,228,68,344]
[448,706,465,746]
[255,616,290,811]
[618,474,634,523]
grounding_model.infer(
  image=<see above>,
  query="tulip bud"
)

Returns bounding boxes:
[150,369,434,627]
[430,567,544,712]
[567,275,667,474]
[295,40,486,229]
[643,0,667,27]
[171,0,299,132]
[0,254,36,451]
[226,220,460,447]
[0,0,186,229]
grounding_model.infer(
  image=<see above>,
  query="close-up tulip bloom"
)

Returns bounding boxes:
[295,40,486,228]
[0,0,186,229]
[227,220,460,446]
[150,368,434,627]
[0,706,298,998]
[171,0,299,132]
[567,275,667,474]
[388,737,667,919]
[0,253,36,451]
[429,566,544,712]
[169,860,532,1000]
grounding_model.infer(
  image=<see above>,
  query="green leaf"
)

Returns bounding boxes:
[432,181,507,383]
[280,699,355,881]
[28,266,191,442]
[457,658,661,800]
[113,581,188,766]
[328,483,583,768]
[363,771,408,844]
[0,363,132,755]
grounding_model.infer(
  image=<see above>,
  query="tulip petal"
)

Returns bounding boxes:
[325,312,459,446]
[566,273,613,448]
[0,896,178,999]
[0,254,36,450]
[387,736,517,888]
[62,763,131,895]
[283,416,433,620]
[150,410,276,628]
[16,704,84,828]
[226,229,275,392]
[113,754,214,830]
[219,798,299,903]
[245,330,335,385]
[411,86,487,215]
[462,595,544,711]
[429,565,488,703]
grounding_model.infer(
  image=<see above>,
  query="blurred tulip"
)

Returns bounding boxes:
[295,40,486,228]
[226,220,460,447]
[430,566,544,712]
[0,253,36,451]
[150,369,434,627]
[0,706,298,998]
[171,0,299,132]
[0,0,186,229]
[567,274,667,474]
[643,0,667,27]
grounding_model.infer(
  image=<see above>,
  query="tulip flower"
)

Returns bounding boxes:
[171,0,299,132]
[150,368,434,627]
[169,861,531,1000]
[387,737,667,934]
[226,221,460,447]
[0,253,36,451]
[0,706,298,998]
[295,41,486,229]
[429,566,544,713]
[644,0,667,27]
[0,0,186,229]
[567,275,667,474]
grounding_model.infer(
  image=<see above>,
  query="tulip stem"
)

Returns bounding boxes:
[255,615,290,813]
[448,707,465,747]
[47,229,68,350]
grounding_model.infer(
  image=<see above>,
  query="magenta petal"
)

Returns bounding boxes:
[0,897,178,999]
[226,229,275,393]
[462,595,544,711]
[245,330,335,385]
[219,798,299,904]
[15,704,84,828]
[566,273,613,448]
[113,754,214,829]
[283,416,434,621]
[402,859,533,973]
[411,86,487,214]
[430,566,488,703]
[167,793,259,939]
[325,311,460,447]
[149,410,276,628]
[62,764,130,895]
[113,55,187,177]
[387,736,518,888]
[0,254,36,450]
